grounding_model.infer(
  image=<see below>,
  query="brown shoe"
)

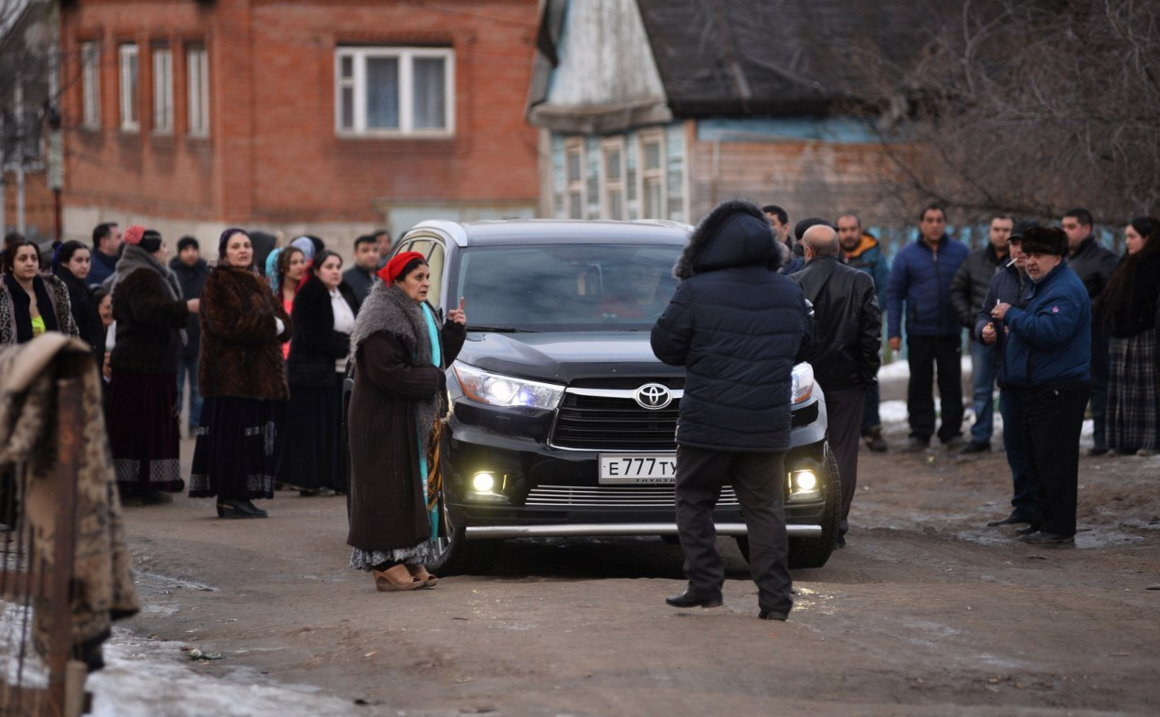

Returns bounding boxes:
[407,564,439,588]
[373,564,422,592]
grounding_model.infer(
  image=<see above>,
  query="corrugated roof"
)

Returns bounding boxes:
[635,0,925,117]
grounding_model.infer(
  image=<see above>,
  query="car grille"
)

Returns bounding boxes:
[525,484,740,509]
[551,392,679,450]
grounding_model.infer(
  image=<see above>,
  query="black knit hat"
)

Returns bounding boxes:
[1009,220,1038,242]
[1020,226,1067,256]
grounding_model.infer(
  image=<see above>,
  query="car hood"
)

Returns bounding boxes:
[456,331,682,385]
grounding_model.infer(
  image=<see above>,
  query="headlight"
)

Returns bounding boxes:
[790,363,814,404]
[787,469,820,500]
[453,362,565,410]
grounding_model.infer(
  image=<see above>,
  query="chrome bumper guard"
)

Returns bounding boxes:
[465,523,823,539]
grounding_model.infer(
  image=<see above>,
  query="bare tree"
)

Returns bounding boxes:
[847,0,1160,227]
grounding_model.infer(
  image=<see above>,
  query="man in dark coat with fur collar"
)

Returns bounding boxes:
[651,199,813,621]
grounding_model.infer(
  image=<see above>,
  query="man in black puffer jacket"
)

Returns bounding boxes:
[652,199,813,622]
[791,223,881,548]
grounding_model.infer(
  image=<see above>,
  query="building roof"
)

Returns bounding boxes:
[528,0,927,131]
[635,0,922,117]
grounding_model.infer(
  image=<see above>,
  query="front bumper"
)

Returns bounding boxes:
[443,400,831,541]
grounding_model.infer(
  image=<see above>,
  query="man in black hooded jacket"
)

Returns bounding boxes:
[651,199,813,621]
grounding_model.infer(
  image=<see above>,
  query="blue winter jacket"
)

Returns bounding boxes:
[651,200,812,452]
[999,261,1091,389]
[885,235,969,338]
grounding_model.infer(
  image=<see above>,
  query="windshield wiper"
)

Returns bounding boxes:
[466,325,536,333]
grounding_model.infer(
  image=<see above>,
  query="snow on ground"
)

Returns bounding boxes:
[87,628,358,717]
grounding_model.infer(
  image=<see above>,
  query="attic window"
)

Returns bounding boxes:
[335,46,455,137]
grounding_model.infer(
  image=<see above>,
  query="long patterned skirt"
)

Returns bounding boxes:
[189,396,283,500]
[1107,329,1159,452]
[107,369,183,495]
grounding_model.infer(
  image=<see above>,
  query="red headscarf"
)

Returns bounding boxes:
[377,251,426,284]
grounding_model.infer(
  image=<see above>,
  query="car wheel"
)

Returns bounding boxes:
[427,494,499,575]
[733,445,841,570]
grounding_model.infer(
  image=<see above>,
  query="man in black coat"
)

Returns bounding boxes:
[170,236,210,435]
[791,223,881,548]
[950,214,1013,453]
[1061,207,1118,455]
[652,199,813,621]
[342,234,380,304]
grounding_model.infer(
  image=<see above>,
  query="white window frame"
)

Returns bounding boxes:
[81,41,100,129]
[118,43,139,132]
[152,46,173,134]
[186,45,209,137]
[564,137,586,220]
[638,129,666,219]
[599,137,626,220]
[334,46,455,137]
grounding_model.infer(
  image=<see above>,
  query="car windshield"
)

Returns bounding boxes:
[453,243,682,332]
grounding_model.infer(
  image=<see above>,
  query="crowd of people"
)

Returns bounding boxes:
[0,200,1155,609]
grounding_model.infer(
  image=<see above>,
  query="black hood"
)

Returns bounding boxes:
[673,199,779,279]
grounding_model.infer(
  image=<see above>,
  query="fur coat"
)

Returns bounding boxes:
[198,265,291,400]
[346,283,465,552]
[0,272,78,345]
[287,275,359,388]
[109,246,190,374]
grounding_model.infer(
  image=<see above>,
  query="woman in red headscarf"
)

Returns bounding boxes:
[346,252,466,591]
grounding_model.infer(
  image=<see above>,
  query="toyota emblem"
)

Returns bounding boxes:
[633,383,672,410]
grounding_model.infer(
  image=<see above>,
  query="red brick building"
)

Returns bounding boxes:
[57,0,539,252]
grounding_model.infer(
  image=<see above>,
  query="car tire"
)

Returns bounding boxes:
[427,495,499,575]
[733,445,841,570]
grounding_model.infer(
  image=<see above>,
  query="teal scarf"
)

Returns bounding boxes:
[417,302,442,540]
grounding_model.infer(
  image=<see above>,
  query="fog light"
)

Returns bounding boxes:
[793,470,818,492]
[472,472,496,493]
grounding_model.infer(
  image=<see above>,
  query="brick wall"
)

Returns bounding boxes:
[58,0,539,247]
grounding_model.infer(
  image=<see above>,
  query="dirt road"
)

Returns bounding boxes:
[95,429,1160,716]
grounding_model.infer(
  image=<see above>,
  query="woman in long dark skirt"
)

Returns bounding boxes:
[107,227,197,503]
[279,249,359,495]
[347,251,466,591]
[189,228,291,519]
[1100,216,1160,456]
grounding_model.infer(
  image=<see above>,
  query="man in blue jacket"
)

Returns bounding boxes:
[990,227,1090,547]
[652,199,813,621]
[885,204,969,451]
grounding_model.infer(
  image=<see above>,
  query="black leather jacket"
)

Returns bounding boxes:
[791,255,882,391]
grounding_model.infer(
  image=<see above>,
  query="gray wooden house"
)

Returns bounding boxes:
[526,0,919,227]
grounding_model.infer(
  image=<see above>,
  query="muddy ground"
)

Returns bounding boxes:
[91,416,1160,716]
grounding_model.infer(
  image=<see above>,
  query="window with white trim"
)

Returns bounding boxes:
[152,47,173,134]
[564,138,585,219]
[118,43,138,131]
[639,131,666,219]
[600,138,626,220]
[81,41,100,128]
[186,45,209,137]
[335,46,454,136]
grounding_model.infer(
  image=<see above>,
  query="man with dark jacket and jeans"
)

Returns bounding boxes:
[1061,208,1118,455]
[839,212,890,452]
[976,223,1036,529]
[950,215,1014,453]
[990,227,1090,546]
[886,204,970,451]
[652,199,812,621]
[792,223,881,547]
[170,236,210,435]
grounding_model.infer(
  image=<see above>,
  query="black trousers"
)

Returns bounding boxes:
[674,446,792,615]
[1013,385,1089,536]
[825,386,865,538]
[906,335,964,443]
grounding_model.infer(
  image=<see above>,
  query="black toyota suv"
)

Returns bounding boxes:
[383,219,839,574]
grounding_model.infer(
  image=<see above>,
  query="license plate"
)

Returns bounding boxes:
[599,454,677,484]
